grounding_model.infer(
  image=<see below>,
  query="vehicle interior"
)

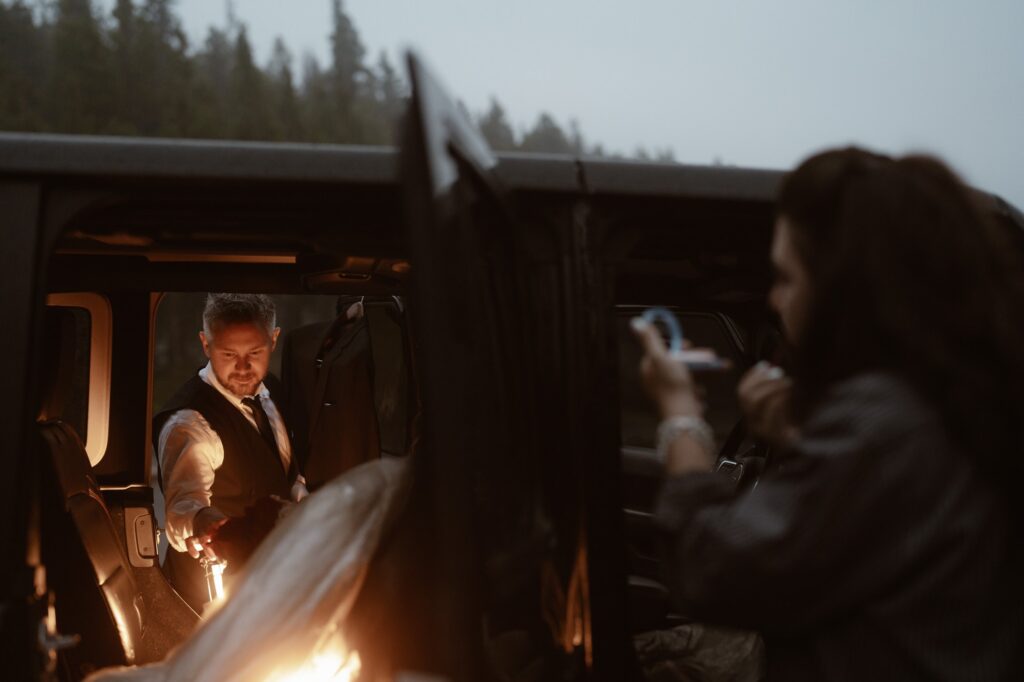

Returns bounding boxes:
[600,172,1024,679]
[606,202,780,679]
[20,135,1024,682]
[18,130,787,682]
[35,161,416,678]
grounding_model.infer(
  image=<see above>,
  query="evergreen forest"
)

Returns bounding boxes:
[0,0,674,157]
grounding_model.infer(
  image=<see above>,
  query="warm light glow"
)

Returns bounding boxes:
[200,557,229,606]
[269,645,362,682]
[210,560,226,601]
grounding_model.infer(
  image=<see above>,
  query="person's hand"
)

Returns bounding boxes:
[631,318,703,418]
[345,300,364,321]
[738,362,797,447]
[188,506,228,560]
[269,494,298,520]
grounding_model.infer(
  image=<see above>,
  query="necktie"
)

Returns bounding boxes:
[242,396,282,465]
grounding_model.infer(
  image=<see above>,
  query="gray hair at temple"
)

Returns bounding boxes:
[202,293,277,338]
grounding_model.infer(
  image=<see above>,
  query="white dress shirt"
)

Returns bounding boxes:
[158,363,308,552]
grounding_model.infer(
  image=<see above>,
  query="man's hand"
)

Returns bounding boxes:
[631,318,703,418]
[187,506,228,560]
[269,494,298,520]
[738,362,798,447]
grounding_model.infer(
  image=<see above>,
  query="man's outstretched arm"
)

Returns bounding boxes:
[159,409,227,556]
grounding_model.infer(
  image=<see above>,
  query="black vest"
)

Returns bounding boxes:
[153,374,294,518]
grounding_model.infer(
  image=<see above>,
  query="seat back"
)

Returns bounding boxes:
[35,304,146,678]
[39,420,145,679]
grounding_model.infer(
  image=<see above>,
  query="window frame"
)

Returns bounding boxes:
[45,292,113,465]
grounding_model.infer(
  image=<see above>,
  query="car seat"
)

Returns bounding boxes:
[36,306,198,680]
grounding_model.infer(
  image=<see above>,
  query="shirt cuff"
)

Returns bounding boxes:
[166,501,207,552]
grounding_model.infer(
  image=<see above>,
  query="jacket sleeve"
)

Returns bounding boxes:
[653,374,958,634]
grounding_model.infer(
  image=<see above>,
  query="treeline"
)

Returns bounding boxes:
[0,0,674,158]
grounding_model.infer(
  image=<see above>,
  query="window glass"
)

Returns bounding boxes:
[153,292,412,461]
[617,310,744,450]
[44,293,112,464]
[154,293,338,408]
[64,307,92,441]
[40,306,91,441]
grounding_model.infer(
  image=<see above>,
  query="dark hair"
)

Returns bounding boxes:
[202,293,277,337]
[777,147,1024,487]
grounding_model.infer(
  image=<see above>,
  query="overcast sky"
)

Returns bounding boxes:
[105,0,1024,207]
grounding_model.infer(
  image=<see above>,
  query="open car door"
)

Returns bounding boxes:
[368,53,631,681]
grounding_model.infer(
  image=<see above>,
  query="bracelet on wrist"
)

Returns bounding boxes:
[655,415,715,463]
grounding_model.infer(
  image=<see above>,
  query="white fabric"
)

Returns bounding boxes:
[158,363,307,551]
[87,457,410,682]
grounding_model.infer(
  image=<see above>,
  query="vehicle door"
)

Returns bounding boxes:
[378,53,631,681]
[596,179,780,678]
[0,180,46,679]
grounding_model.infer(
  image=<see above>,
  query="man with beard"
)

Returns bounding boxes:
[154,293,308,611]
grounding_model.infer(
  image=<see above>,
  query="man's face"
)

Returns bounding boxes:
[768,217,812,345]
[200,322,280,398]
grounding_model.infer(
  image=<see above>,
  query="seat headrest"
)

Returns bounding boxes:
[39,421,97,500]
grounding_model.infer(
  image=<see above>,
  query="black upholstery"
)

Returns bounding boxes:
[39,421,145,679]
[39,421,203,679]
[35,305,199,679]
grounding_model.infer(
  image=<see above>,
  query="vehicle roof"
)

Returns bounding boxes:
[2,132,1019,233]
[0,131,783,202]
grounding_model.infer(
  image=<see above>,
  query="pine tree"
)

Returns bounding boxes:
[228,26,276,140]
[109,0,140,133]
[139,0,196,136]
[375,51,404,125]
[48,0,116,133]
[478,98,517,151]
[0,0,47,131]
[520,113,573,154]
[330,0,364,99]
[141,0,177,44]
[329,0,366,141]
[300,54,336,142]
[191,22,246,138]
[268,37,303,140]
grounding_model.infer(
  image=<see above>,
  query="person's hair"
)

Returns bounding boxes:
[777,146,1024,489]
[202,293,277,338]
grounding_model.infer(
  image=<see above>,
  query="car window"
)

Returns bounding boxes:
[154,293,412,437]
[44,293,112,465]
[40,306,90,439]
[618,309,744,450]
[153,293,339,409]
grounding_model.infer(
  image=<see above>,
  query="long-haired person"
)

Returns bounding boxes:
[633,147,1024,681]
